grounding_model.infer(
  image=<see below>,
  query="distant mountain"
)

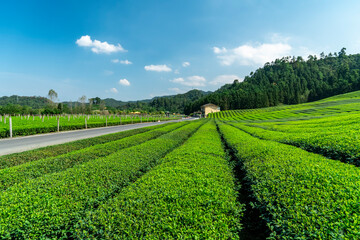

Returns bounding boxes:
[0,95,49,109]
[103,98,151,108]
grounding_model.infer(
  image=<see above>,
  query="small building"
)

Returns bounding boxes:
[201,103,220,118]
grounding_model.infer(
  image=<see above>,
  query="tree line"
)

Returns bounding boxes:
[0,89,210,115]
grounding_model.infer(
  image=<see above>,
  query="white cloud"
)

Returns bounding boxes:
[120,60,132,65]
[168,87,184,94]
[213,34,317,66]
[182,61,190,67]
[213,47,227,54]
[170,75,206,87]
[110,87,118,93]
[144,64,172,72]
[76,35,126,54]
[174,69,180,74]
[214,43,292,66]
[187,76,206,86]
[210,75,242,85]
[112,59,132,64]
[171,77,185,84]
[76,35,93,47]
[270,33,291,43]
[119,78,130,86]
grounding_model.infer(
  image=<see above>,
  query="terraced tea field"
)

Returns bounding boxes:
[210,90,360,238]
[2,91,360,239]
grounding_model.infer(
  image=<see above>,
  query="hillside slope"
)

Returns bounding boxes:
[186,48,360,114]
[211,89,360,122]
[104,89,211,113]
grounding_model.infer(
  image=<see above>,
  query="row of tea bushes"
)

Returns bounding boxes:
[229,114,360,166]
[76,121,243,239]
[0,121,188,191]
[218,122,360,239]
[0,122,172,169]
[0,120,204,239]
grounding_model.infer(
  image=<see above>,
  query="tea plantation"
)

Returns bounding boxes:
[2,90,360,239]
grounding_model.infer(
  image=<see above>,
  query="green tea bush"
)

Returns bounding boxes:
[218,122,360,239]
[0,121,188,191]
[0,122,174,169]
[75,121,243,239]
[0,120,203,239]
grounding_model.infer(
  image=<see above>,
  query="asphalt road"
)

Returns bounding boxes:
[0,118,196,156]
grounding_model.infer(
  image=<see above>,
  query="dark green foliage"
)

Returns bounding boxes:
[231,114,360,166]
[75,121,243,239]
[0,95,48,112]
[0,122,188,191]
[186,49,360,113]
[0,120,203,239]
[104,89,211,113]
[218,122,360,239]
[0,90,209,114]
[212,90,360,167]
[149,89,211,113]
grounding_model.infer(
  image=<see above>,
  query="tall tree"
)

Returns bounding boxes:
[47,89,58,108]
[78,95,87,114]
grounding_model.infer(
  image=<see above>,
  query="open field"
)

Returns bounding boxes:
[0,114,181,138]
[1,91,360,238]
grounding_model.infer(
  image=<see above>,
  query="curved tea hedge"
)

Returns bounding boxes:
[0,120,203,239]
[0,122,173,169]
[75,120,243,239]
[228,113,360,166]
[218,122,360,239]
[0,121,188,191]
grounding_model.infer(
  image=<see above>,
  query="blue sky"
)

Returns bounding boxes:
[1,0,360,101]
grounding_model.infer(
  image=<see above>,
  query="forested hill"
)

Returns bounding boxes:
[185,48,360,114]
[149,89,211,112]
[0,96,48,109]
